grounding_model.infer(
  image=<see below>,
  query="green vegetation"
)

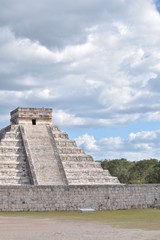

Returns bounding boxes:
[100,158,160,184]
[0,209,160,230]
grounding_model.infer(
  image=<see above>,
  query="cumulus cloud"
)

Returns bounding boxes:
[54,110,85,126]
[129,131,159,141]
[0,1,160,125]
[0,0,160,159]
[76,129,160,160]
[75,134,99,152]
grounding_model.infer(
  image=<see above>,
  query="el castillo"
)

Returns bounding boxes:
[0,107,160,211]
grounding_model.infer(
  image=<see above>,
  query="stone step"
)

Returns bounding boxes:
[0,174,29,180]
[65,168,103,173]
[5,127,20,133]
[52,125,61,132]
[24,128,46,132]
[37,173,64,182]
[67,176,119,185]
[0,147,25,154]
[23,124,64,185]
[62,161,102,169]
[66,172,114,179]
[0,139,23,147]
[0,169,28,178]
[52,132,69,140]
[57,147,84,155]
[0,162,28,169]
[60,155,93,162]
[55,140,77,147]
[10,125,20,131]
[30,152,55,158]
[26,135,49,139]
[28,145,53,151]
[3,132,21,139]
[68,181,118,185]
[23,125,45,129]
[27,139,51,146]
[65,170,111,178]
[0,154,26,161]
[0,177,30,185]
[24,127,48,135]
[25,131,50,136]
[25,132,50,138]
[1,127,19,134]
[37,179,64,185]
[0,168,27,174]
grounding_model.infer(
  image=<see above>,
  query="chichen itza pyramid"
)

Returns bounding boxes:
[0,107,119,185]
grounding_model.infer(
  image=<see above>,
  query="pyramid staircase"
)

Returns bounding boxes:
[23,124,66,185]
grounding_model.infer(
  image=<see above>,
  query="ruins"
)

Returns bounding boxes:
[0,107,119,186]
[0,108,160,211]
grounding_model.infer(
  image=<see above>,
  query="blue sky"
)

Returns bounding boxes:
[0,0,160,160]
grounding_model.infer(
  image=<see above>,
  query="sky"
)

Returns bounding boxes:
[0,0,160,161]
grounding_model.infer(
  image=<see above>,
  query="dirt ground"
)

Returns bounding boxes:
[0,217,160,240]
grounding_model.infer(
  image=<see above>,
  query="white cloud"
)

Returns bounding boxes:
[75,129,160,160]
[36,89,56,100]
[101,137,122,148]
[113,21,131,36]
[0,90,24,100]
[54,110,85,126]
[15,76,38,87]
[129,131,158,141]
[0,26,97,65]
[0,0,160,161]
[75,134,99,152]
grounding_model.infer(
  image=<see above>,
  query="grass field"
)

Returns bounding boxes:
[0,209,160,231]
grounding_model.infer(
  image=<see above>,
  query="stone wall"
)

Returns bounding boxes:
[0,184,160,211]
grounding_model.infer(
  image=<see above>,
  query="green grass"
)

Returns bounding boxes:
[0,209,160,231]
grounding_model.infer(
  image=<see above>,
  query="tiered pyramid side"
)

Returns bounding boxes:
[52,125,120,185]
[0,125,32,185]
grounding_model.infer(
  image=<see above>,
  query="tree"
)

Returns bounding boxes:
[100,158,160,184]
[101,158,134,183]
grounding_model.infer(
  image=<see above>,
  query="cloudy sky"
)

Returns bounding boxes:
[0,0,160,160]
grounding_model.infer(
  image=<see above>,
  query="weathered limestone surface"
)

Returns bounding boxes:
[0,107,119,186]
[52,125,119,185]
[10,107,52,125]
[0,107,159,211]
[0,185,160,211]
[23,125,66,185]
[0,125,31,185]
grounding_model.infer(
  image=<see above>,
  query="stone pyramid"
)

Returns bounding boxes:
[0,107,120,185]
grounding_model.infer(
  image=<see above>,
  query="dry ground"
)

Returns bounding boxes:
[0,210,160,240]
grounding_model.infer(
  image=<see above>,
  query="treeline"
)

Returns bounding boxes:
[100,158,160,184]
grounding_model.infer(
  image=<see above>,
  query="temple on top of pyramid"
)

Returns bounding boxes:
[0,107,120,186]
[10,107,52,125]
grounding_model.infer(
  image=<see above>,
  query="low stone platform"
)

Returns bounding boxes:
[0,184,159,211]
